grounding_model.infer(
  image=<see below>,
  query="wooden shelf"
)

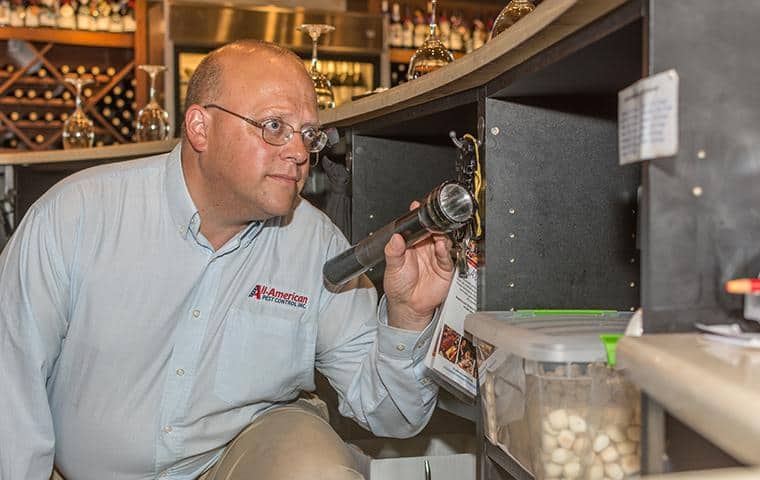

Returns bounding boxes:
[0,13,147,151]
[0,97,74,108]
[1,76,59,86]
[13,120,64,129]
[0,26,134,48]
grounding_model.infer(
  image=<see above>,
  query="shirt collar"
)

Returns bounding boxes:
[165,143,198,239]
[165,143,264,247]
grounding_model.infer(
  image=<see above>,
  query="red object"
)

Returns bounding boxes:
[725,278,760,294]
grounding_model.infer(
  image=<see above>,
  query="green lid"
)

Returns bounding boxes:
[599,333,623,367]
[464,310,632,363]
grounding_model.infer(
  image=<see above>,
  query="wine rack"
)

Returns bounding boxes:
[0,20,147,152]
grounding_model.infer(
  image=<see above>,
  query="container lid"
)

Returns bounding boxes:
[464,310,632,363]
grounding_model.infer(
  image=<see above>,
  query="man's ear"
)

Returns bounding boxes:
[184,105,209,152]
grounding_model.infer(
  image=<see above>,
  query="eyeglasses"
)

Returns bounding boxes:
[203,103,328,153]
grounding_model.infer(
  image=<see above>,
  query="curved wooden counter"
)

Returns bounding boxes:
[319,0,629,128]
[0,139,178,166]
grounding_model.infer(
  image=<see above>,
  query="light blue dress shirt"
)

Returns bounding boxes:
[0,145,438,480]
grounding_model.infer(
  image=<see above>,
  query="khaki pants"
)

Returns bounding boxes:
[52,400,365,480]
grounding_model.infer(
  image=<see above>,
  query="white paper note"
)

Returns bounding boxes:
[618,69,679,165]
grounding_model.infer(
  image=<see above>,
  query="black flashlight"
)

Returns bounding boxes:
[323,182,475,286]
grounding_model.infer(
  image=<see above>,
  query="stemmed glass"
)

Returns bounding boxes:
[135,64,171,142]
[62,76,95,149]
[297,24,336,110]
[489,0,535,40]
[407,0,454,80]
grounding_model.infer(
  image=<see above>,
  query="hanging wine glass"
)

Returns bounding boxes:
[489,0,535,41]
[407,0,454,80]
[297,24,336,110]
[135,64,171,142]
[62,76,95,149]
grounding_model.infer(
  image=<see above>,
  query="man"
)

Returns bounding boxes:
[0,40,454,479]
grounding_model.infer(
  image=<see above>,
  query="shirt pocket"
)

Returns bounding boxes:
[214,305,312,406]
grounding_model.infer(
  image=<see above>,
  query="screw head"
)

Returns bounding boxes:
[490,126,500,136]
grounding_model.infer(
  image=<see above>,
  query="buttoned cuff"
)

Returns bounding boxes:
[376,296,438,360]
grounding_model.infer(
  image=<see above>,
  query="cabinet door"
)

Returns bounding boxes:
[483,98,640,311]
[351,135,457,289]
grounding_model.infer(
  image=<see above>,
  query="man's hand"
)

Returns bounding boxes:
[384,201,455,331]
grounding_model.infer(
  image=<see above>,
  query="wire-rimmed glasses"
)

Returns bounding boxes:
[297,24,336,110]
[62,76,95,150]
[203,103,328,153]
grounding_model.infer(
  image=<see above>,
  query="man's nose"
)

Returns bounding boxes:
[281,133,309,165]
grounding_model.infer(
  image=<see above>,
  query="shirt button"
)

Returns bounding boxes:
[396,343,406,352]
[163,425,173,433]
[176,368,185,376]
[192,309,201,318]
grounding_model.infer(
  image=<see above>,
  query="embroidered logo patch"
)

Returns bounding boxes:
[249,284,309,309]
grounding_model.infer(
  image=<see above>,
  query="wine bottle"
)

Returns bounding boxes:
[37,67,48,78]
[115,98,125,109]
[103,95,113,105]
[124,89,134,100]
[44,111,55,122]
[91,65,101,76]
[352,62,366,90]
[43,90,54,100]
[26,89,38,99]
[106,66,116,77]
[111,117,122,127]
[413,8,427,48]
[402,7,414,48]
[76,65,87,75]
[438,11,451,49]
[13,88,24,98]
[9,111,21,122]
[113,85,123,96]
[27,111,39,122]
[121,109,132,120]
[8,138,19,149]
[60,112,70,121]
[60,64,71,75]
[102,107,113,118]
[4,63,16,74]
[62,90,73,101]
[34,134,45,144]
[120,125,130,136]
[83,87,94,98]
[389,2,403,48]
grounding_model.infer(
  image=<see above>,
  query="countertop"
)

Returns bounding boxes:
[618,333,760,465]
[0,139,178,166]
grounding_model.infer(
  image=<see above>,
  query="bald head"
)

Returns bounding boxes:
[184,40,309,113]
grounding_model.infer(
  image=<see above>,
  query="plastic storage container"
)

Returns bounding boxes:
[465,310,640,480]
